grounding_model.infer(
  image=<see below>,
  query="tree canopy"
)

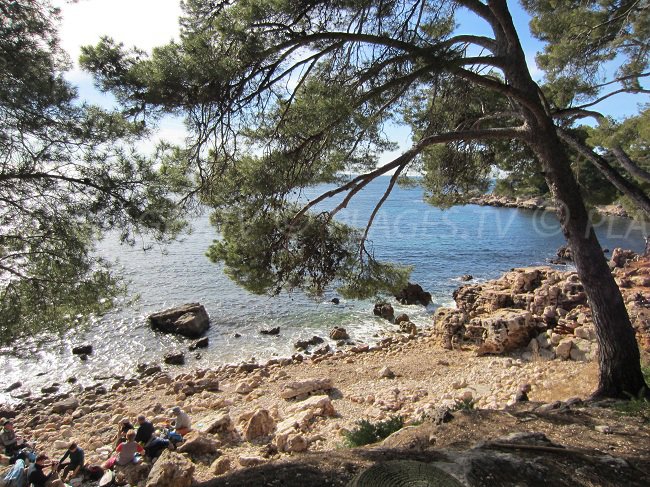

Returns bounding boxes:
[82,0,649,398]
[0,0,190,341]
[82,0,648,294]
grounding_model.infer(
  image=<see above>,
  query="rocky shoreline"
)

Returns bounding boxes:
[1,253,649,486]
[468,194,631,218]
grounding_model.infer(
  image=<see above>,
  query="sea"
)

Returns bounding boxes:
[1,176,648,403]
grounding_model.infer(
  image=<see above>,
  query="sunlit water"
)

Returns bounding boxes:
[1,177,647,403]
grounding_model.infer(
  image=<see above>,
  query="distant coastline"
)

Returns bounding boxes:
[468,194,630,219]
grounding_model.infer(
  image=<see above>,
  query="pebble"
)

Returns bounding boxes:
[595,425,614,434]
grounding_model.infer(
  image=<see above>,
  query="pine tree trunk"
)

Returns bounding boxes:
[530,130,647,398]
[490,1,648,399]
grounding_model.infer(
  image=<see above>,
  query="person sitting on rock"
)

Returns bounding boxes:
[58,442,85,482]
[1,420,25,458]
[143,435,170,460]
[115,417,134,448]
[28,454,64,487]
[134,414,154,445]
[169,406,191,436]
[103,430,144,470]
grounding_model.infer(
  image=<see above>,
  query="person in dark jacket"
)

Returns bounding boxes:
[134,415,154,445]
[28,454,63,487]
[58,442,85,482]
[1,420,25,458]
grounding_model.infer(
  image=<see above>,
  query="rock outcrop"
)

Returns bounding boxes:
[394,283,432,306]
[50,397,79,415]
[177,430,220,455]
[146,450,194,487]
[373,302,395,322]
[280,378,333,400]
[149,303,210,338]
[329,327,349,340]
[435,253,650,357]
[468,195,551,211]
[241,409,276,441]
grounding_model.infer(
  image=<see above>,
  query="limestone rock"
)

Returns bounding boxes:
[260,327,280,335]
[163,352,185,365]
[555,339,573,360]
[280,378,333,400]
[4,381,21,393]
[394,313,410,324]
[294,336,324,351]
[433,308,466,349]
[242,409,276,441]
[199,413,234,434]
[329,326,349,340]
[473,309,536,354]
[115,462,150,487]
[149,303,210,338]
[51,397,79,415]
[146,450,194,487]
[177,430,220,455]
[399,321,417,336]
[189,337,209,351]
[285,433,308,452]
[395,283,432,306]
[610,248,637,268]
[238,455,265,467]
[286,395,336,418]
[235,380,257,395]
[373,302,395,322]
[211,456,232,475]
[379,366,395,379]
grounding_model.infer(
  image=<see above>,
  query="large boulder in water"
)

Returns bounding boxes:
[394,283,432,306]
[149,303,209,338]
[373,302,395,322]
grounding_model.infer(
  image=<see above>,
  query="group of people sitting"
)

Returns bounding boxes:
[1,407,191,487]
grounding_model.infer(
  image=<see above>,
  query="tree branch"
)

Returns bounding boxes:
[440,34,497,52]
[292,124,529,224]
[359,163,406,259]
[557,128,650,217]
[553,109,650,184]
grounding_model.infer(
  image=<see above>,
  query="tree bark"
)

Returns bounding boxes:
[531,129,647,398]
[489,0,648,398]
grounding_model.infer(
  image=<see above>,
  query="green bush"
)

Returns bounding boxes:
[450,397,476,412]
[344,416,404,447]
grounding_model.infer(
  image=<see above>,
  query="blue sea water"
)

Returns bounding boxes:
[1,177,647,399]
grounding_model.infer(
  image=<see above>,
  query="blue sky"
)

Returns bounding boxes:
[53,0,648,154]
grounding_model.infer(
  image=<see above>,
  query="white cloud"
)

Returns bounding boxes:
[53,0,182,66]
[53,1,188,143]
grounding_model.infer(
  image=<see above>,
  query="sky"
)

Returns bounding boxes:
[52,0,647,155]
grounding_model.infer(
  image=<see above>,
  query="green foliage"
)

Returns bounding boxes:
[344,416,404,447]
[206,202,410,298]
[0,1,191,342]
[450,397,476,412]
[523,0,649,105]
[79,0,649,326]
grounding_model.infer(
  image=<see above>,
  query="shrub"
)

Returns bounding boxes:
[344,416,404,447]
[450,397,476,412]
